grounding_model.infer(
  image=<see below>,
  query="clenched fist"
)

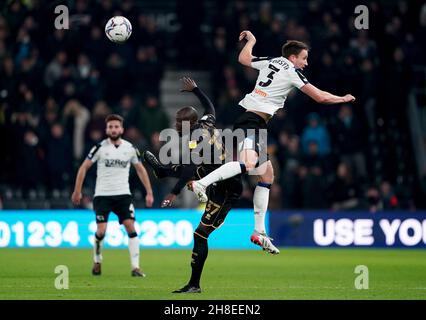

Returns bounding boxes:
[239,30,256,43]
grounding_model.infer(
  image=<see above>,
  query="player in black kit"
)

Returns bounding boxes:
[143,77,242,293]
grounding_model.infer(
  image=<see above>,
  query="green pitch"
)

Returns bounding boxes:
[0,248,425,300]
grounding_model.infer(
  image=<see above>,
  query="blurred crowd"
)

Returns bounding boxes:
[0,0,425,211]
[202,0,426,211]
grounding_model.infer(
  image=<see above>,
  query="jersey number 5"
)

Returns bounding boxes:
[258,64,280,87]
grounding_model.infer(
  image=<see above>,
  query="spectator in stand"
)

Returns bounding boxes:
[301,112,331,157]
[84,26,108,66]
[52,65,78,106]
[1,57,19,101]
[103,53,129,103]
[269,183,283,210]
[38,96,60,143]
[133,46,163,98]
[44,51,67,88]
[16,130,44,195]
[279,134,303,208]
[75,53,95,105]
[299,141,328,209]
[380,181,399,210]
[86,100,112,138]
[137,95,169,140]
[0,0,424,210]
[44,123,73,191]
[268,109,295,140]
[328,162,360,211]
[62,99,90,161]
[115,94,138,128]
[234,180,254,208]
[332,104,367,178]
[301,140,325,171]
[365,185,381,213]
[216,86,243,128]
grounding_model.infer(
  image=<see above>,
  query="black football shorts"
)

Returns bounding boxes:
[233,111,269,165]
[201,176,242,228]
[93,194,135,224]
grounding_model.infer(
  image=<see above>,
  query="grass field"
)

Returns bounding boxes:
[0,248,426,300]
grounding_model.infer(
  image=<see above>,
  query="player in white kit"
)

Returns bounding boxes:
[71,114,154,276]
[189,31,356,254]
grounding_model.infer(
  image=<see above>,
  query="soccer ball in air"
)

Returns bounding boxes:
[105,16,132,43]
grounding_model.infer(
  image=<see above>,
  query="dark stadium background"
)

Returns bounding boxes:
[0,0,425,211]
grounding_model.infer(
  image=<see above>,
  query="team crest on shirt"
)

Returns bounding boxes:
[188,140,198,149]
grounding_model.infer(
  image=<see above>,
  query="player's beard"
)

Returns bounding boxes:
[107,133,122,141]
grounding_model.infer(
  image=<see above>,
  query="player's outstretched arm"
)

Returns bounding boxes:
[181,77,215,116]
[133,162,154,207]
[238,30,256,67]
[71,159,93,205]
[300,83,356,104]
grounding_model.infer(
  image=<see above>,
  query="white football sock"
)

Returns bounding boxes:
[253,183,271,234]
[128,236,140,270]
[198,161,243,187]
[93,236,103,263]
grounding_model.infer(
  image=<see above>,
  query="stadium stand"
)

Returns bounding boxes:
[0,0,425,210]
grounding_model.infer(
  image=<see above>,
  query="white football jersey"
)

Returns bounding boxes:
[239,56,309,116]
[87,139,140,196]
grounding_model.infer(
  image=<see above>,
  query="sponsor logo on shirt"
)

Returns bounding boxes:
[104,159,129,168]
[254,88,268,97]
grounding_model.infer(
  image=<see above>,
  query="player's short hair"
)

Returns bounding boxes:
[175,106,198,133]
[282,40,309,58]
[105,114,124,126]
[176,106,198,124]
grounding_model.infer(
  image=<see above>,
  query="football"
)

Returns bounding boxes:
[105,16,132,43]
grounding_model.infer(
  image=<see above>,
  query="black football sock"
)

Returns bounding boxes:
[94,233,105,263]
[188,233,208,288]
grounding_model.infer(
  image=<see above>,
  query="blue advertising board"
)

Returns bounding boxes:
[0,209,256,249]
[269,211,426,248]
[2,209,424,249]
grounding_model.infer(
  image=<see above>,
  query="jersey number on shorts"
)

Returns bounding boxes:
[258,64,280,87]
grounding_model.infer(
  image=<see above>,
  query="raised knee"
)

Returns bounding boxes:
[264,163,275,183]
[243,160,257,171]
[127,231,138,238]
[260,172,274,184]
[95,232,105,240]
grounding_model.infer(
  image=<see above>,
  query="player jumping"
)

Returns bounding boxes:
[143,77,242,293]
[189,31,356,254]
[71,114,154,277]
